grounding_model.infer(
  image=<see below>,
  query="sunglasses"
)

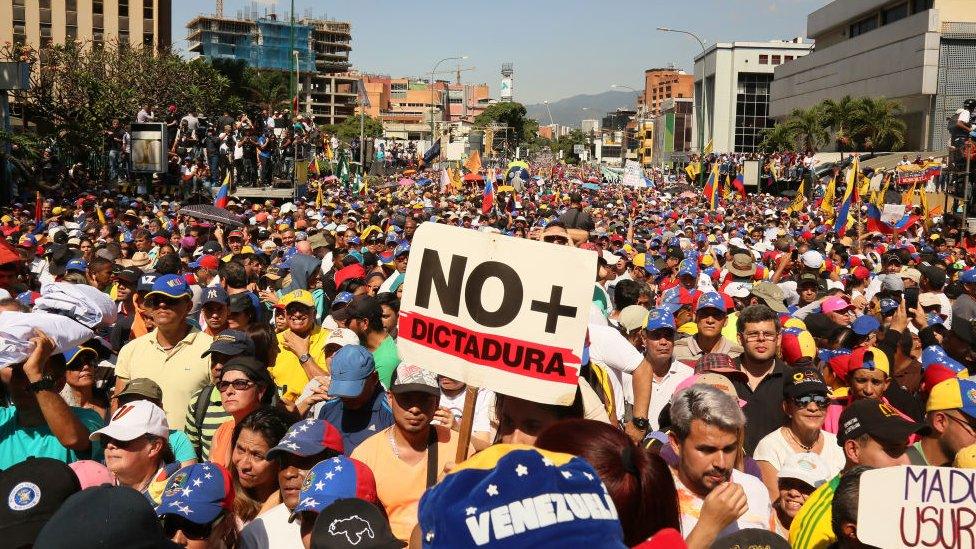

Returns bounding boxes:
[162,514,221,540]
[543,235,569,245]
[285,305,311,318]
[792,394,830,409]
[144,295,184,309]
[217,379,256,392]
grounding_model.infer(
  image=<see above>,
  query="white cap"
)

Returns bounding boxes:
[280,202,296,214]
[801,250,825,269]
[325,327,361,348]
[724,281,752,299]
[778,452,831,489]
[90,400,169,442]
[601,250,621,265]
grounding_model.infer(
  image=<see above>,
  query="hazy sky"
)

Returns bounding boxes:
[171,0,828,104]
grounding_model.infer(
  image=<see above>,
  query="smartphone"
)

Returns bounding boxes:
[904,287,919,310]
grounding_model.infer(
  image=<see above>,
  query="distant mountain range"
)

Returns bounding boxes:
[524,90,637,129]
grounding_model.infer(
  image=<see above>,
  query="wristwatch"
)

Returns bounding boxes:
[28,376,56,394]
[298,353,311,364]
[630,416,650,431]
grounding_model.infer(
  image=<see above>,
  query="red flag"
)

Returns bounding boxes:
[733,174,747,200]
[34,191,43,224]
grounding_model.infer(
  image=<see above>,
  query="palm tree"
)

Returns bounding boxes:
[785,107,829,152]
[245,69,290,112]
[819,95,857,153]
[759,123,797,153]
[849,97,907,152]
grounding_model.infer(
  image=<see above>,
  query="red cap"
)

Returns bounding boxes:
[335,263,366,288]
[852,266,870,280]
[802,231,813,241]
[191,254,220,271]
[152,235,168,246]
[227,230,244,240]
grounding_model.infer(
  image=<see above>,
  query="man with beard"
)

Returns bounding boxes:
[239,418,344,549]
[351,363,471,542]
[669,384,772,548]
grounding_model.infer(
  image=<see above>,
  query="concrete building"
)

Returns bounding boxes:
[1,0,171,51]
[352,72,489,140]
[770,0,976,151]
[651,98,695,167]
[639,66,694,118]
[581,119,600,135]
[186,13,356,126]
[694,38,813,153]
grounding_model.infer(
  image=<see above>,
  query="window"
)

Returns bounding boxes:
[734,73,773,152]
[93,0,103,15]
[771,55,782,65]
[882,2,908,25]
[759,54,769,64]
[850,14,878,38]
[119,0,128,16]
[66,26,77,40]
[66,0,76,10]
[144,2,154,19]
[911,0,932,14]
[785,56,794,62]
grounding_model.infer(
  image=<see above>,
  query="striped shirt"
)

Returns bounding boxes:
[182,385,229,461]
[789,474,841,549]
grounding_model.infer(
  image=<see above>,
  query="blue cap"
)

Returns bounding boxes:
[644,262,661,277]
[157,463,233,524]
[385,232,400,244]
[695,291,726,313]
[927,312,946,327]
[645,308,676,331]
[289,455,376,522]
[146,274,191,299]
[64,346,98,366]
[267,419,344,459]
[332,291,354,306]
[202,329,254,358]
[394,241,411,258]
[677,258,698,277]
[347,250,364,265]
[347,236,361,246]
[660,286,681,304]
[960,270,976,284]
[65,258,87,272]
[851,315,881,336]
[328,345,376,398]
[200,285,229,306]
[880,298,899,314]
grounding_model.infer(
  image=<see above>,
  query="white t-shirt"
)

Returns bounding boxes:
[959,109,971,126]
[239,502,304,549]
[588,323,643,419]
[752,428,845,478]
[673,468,772,538]
[439,387,493,434]
[646,361,695,430]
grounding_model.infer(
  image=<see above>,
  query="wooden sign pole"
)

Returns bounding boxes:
[454,385,479,463]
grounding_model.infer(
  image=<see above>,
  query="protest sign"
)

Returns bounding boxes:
[857,465,976,549]
[397,222,595,406]
[896,163,942,185]
[881,203,908,225]
[621,160,644,187]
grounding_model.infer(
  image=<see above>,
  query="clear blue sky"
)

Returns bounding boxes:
[171,0,827,104]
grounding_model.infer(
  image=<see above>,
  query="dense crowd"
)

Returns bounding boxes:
[3,103,976,549]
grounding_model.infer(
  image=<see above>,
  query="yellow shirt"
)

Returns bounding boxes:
[789,474,841,549]
[271,325,330,402]
[115,328,214,430]
[351,426,464,541]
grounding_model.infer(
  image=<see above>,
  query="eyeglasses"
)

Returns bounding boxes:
[285,305,311,318]
[217,379,256,392]
[792,394,830,409]
[144,296,184,309]
[543,235,569,245]
[744,331,779,342]
[162,514,222,540]
[945,412,976,436]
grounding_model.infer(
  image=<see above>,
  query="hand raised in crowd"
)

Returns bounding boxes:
[22,328,57,383]
[889,298,909,333]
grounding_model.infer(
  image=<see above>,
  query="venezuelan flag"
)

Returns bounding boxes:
[214,172,230,209]
[833,157,859,237]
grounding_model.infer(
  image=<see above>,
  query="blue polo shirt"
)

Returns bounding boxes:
[0,406,105,469]
[316,389,394,454]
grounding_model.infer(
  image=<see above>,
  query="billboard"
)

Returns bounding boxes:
[129,123,168,174]
[500,77,513,100]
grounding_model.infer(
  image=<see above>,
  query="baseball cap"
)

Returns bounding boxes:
[750,281,787,313]
[33,485,179,549]
[114,267,141,285]
[202,329,255,358]
[333,295,380,323]
[645,308,676,331]
[64,346,98,368]
[267,419,345,459]
[797,272,820,288]
[677,258,698,277]
[618,305,648,333]
[695,291,726,313]
[200,285,229,306]
[199,241,223,255]
[221,355,273,385]
[393,241,410,258]
[783,367,828,398]
[289,456,379,522]
[723,281,751,299]
[228,292,253,313]
[950,315,976,345]
[90,400,169,442]
[879,297,899,315]
[145,273,191,300]
[847,346,890,376]
[137,272,159,293]
[926,378,976,419]
[311,498,406,549]
[958,269,976,284]
[851,315,881,336]
[65,258,87,273]
[879,274,905,293]
[801,250,824,269]
[189,254,220,270]
[390,363,440,396]
[418,445,627,549]
[851,266,870,280]
[780,327,816,365]
[328,345,376,398]
[324,327,361,351]
[694,353,746,382]
[280,289,315,308]
[712,529,790,549]
[919,265,947,289]
[114,377,164,402]
[821,295,852,314]
[332,291,355,307]
[777,452,831,490]
[837,398,930,444]
[67,460,114,490]
[0,457,82,548]
[157,463,234,526]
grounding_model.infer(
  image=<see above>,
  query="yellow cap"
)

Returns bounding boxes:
[52,207,64,215]
[633,253,646,268]
[955,444,976,468]
[279,289,315,308]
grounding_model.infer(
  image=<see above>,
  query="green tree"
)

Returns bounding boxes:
[553,129,587,164]
[473,102,533,149]
[819,95,857,152]
[848,97,907,152]
[785,107,829,152]
[244,68,290,112]
[322,114,384,143]
[759,123,797,153]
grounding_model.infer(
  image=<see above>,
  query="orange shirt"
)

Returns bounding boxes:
[208,418,236,468]
[350,426,469,541]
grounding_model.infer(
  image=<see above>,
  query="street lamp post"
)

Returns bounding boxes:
[430,55,468,147]
[657,26,707,183]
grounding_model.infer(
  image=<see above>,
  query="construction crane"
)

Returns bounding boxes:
[216,0,223,17]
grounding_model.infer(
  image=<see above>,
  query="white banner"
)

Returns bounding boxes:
[396,223,595,405]
[621,160,644,187]
[881,203,908,225]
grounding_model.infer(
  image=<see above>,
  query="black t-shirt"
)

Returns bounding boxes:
[105,127,124,151]
[557,207,595,231]
[731,359,790,455]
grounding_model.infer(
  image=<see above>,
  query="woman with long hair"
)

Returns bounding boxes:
[229,407,290,524]
[208,357,274,468]
[535,419,682,546]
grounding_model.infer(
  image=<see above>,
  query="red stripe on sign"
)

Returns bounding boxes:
[398,311,581,385]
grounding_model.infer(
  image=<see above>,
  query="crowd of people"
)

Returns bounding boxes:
[3,106,976,549]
